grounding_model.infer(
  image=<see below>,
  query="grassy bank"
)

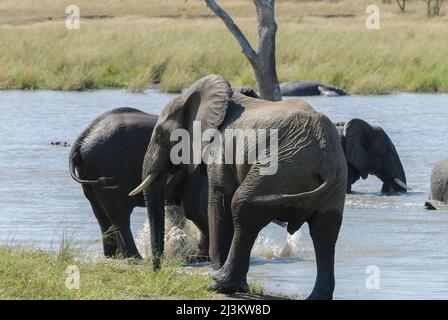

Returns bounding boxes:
[0,246,217,299]
[1,0,448,94]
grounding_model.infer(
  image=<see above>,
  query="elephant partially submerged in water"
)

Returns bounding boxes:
[130,75,347,299]
[425,157,448,210]
[280,80,348,97]
[335,119,409,194]
[69,108,209,259]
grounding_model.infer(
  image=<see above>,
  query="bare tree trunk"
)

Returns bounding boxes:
[396,0,406,12]
[205,0,282,101]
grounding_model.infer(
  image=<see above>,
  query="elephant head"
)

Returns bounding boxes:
[341,118,408,193]
[130,75,232,269]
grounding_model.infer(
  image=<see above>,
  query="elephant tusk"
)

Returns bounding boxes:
[129,174,155,196]
[393,178,412,191]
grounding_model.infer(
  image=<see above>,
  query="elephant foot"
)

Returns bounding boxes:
[209,269,248,294]
[424,202,437,210]
[305,291,333,300]
[121,253,143,260]
[206,279,249,294]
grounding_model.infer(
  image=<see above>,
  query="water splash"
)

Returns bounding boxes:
[252,223,302,259]
[135,206,200,259]
[135,209,303,261]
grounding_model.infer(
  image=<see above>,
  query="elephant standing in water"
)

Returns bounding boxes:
[335,119,409,194]
[425,158,448,209]
[130,75,347,299]
[280,80,348,97]
[69,108,209,259]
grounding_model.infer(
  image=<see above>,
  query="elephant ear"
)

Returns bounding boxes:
[180,74,232,170]
[344,119,371,179]
[233,86,260,99]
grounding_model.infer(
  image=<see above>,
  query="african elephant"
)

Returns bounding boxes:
[425,157,448,209]
[69,107,209,259]
[335,119,409,194]
[130,75,347,300]
[280,80,348,97]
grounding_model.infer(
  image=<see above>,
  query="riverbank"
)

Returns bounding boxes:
[1,0,447,94]
[0,246,269,300]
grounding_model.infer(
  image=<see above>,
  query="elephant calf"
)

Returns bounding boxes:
[335,119,409,194]
[69,107,209,259]
[426,157,448,210]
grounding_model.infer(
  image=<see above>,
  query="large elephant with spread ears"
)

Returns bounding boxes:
[130,75,347,299]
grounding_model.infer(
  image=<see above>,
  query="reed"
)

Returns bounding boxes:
[0,0,447,94]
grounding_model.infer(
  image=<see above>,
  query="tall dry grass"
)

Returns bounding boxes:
[0,0,447,93]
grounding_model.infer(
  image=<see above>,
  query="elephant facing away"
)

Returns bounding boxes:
[280,80,348,97]
[69,107,209,259]
[425,157,448,210]
[335,119,409,194]
[130,75,347,300]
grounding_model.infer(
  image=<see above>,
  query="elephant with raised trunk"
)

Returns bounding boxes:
[335,119,409,194]
[69,108,209,259]
[425,157,448,210]
[130,75,347,300]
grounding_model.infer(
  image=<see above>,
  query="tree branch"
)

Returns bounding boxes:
[253,0,277,55]
[204,0,257,64]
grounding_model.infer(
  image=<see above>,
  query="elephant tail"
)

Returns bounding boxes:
[69,141,118,189]
[249,181,329,207]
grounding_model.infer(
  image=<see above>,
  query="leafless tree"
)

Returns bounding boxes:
[204,0,281,101]
[423,0,445,16]
[397,0,407,12]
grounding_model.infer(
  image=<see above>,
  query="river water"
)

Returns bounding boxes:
[0,90,447,299]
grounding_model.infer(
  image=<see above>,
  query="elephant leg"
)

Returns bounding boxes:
[306,210,343,300]
[208,190,234,271]
[197,232,209,258]
[91,202,118,258]
[211,191,270,293]
[83,186,118,258]
[104,198,141,259]
[114,216,141,259]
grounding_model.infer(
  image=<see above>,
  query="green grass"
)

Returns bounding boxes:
[1,0,448,94]
[0,246,215,299]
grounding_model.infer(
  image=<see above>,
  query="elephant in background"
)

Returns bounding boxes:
[130,75,347,299]
[69,107,209,259]
[425,158,448,210]
[280,80,348,97]
[335,119,409,194]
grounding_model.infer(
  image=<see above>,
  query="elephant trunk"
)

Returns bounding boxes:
[382,146,408,193]
[144,182,165,270]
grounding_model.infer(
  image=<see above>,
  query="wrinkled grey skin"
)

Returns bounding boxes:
[69,108,209,259]
[130,75,347,300]
[426,157,448,210]
[335,119,407,194]
[280,80,348,97]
